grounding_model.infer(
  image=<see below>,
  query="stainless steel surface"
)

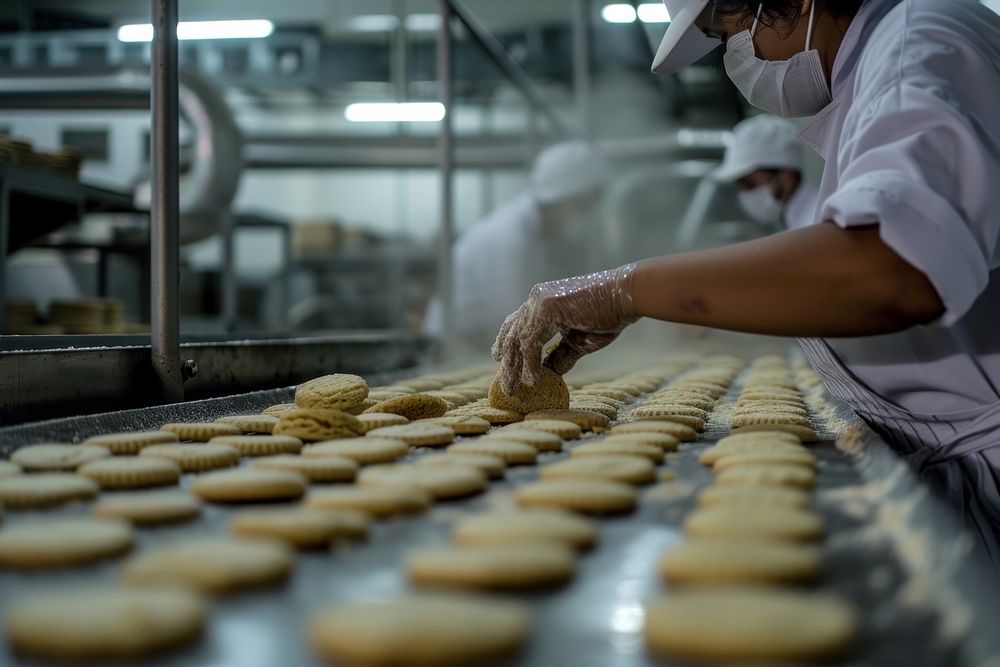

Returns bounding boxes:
[573,0,592,138]
[437,1,457,339]
[150,0,183,403]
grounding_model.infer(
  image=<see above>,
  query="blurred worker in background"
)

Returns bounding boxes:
[715,115,818,231]
[423,141,610,341]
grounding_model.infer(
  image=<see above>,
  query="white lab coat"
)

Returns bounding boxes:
[793,0,1000,564]
[424,192,547,338]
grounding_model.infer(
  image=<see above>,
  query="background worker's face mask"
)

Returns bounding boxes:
[723,2,832,118]
[738,185,785,226]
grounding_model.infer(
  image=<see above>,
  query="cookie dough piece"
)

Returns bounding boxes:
[609,420,697,442]
[0,473,98,509]
[660,539,821,586]
[122,537,293,594]
[540,455,655,486]
[644,589,858,663]
[140,443,240,472]
[0,518,133,568]
[485,429,563,452]
[190,469,308,503]
[308,593,530,667]
[406,544,575,591]
[215,414,279,434]
[684,505,824,542]
[364,394,450,420]
[488,367,570,413]
[78,457,181,489]
[83,430,178,455]
[570,441,664,463]
[306,486,432,518]
[366,423,455,447]
[697,484,812,510]
[453,509,597,551]
[0,461,21,479]
[447,440,537,465]
[161,422,241,442]
[516,479,637,516]
[230,507,369,549]
[525,409,609,432]
[501,419,581,440]
[304,437,409,464]
[295,373,369,411]
[422,415,491,436]
[603,432,680,452]
[10,443,109,472]
[713,450,817,471]
[209,434,303,457]
[250,454,357,482]
[273,408,363,442]
[356,412,410,433]
[5,587,207,661]
[92,491,202,525]
[358,464,487,499]
[734,423,820,443]
[716,463,817,490]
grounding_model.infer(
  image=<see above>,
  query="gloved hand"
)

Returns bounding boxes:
[491,262,640,395]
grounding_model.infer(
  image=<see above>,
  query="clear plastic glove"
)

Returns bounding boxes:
[491,262,640,395]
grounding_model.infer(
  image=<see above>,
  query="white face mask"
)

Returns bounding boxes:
[738,185,785,225]
[723,2,832,118]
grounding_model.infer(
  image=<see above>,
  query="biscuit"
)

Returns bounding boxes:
[250,454,357,482]
[425,390,470,408]
[630,409,704,431]
[366,423,455,447]
[306,486,431,518]
[422,415,491,436]
[230,507,369,549]
[684,505,824,542]
[540,455,655,486]
[447,440,537,465]
[307,593,529,667]
[0,518,133,568]
[713,450,817,471]
[733,402,808,416]
[488,367,570,413]
[453,509,597,551]
[570,441,664,463]
[161,422,242,442]
[356,412,410,433]
[303,437,409,464]
[416,453,506,479]
[608,420,697,442]
[5,587,207,661]
[660,539,821,586]
[261,403,297,417]
[699,439,807,467]
[191,468,308,503]
[83,430,178,455]
[485,429,563,452]
[715,430,803,447]
[11,443,110,471]
[396,378,445,392]
[603,432,679,452]
[716,463,817,490]
[644,394,715,410]
[447,405,524,425]
[524,409,609,432]
[208,434,303,457]
[92,491,202,525]
[122,537,293,593]
[0,473,98,509]
[734,423,820,442]
[731,412,812,429]
[215,414,279,434]
[697,484,812,510]
[406,544,575,591]
[516,479,637,515]
[0,461,21,479]
[501,419,581,440]
[644,589,857,663]
[139,443,240,472]
[574,387,633,402]
[364,394,450,420]
[273,408,363,442]
[295,373,369,411]
[568,400,617,419]
[359,463,486,499]
[78,457,181,489]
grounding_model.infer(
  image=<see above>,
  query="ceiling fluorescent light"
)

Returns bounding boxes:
[117,19,274,43]
[601,4,637,23]
[347,13,442,33]
[345,102,446,123]
[637,3,671,22]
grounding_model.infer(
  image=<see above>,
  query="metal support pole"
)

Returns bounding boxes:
[221,214,237,333]
[150,0,183,402]
[436,1,455,337]
[0,179,9,335]
[573,0,593,139]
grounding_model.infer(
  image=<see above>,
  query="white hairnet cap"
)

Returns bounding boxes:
[531,141,610,205]
[714,116,804,183]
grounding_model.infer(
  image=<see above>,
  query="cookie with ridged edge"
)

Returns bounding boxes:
[447,405,524,425]
[485,429,562,452]
[92,491,202,525]
[731,412,813,430]
[644,394,716,411]
[0,461,21,479]
[295,373,369,411]
[272,408,363,442]
[660,539,821,586]
[214,414,278,434]
[358,464,486,500]
[306,485,431,518]
[83,430,178,455]
[488,367,570,414]
[629,406,705,431]
[303,437,409,464]
[684,505,824,542]
[261,403,297,417]
[356,412,409,433]
[697,484,812,510]
[78,457,180,489]
[733,423,820,442]
[250,454,357,482]
[121,537,293,594]
[11,443,109,472]
[415,453,506,479]
[230,507,369,549]
[715,430,803,448]
[603,432,679,452]
[699,440,808,467]
[190,468,308,503]
[407,543,575,591]
[0,473,98,509]
[501,419,581,440]
[161,422,241,442]
[570,441,664,463]
[363,394,450,420]
[453,509,596,551]
[0,518,133,568]
[609,420,697,442]
[425,390,470,408]
[524,408,609,432]
[422,415,491,436]
[516,479,637,515]
[574,387,633,402]
[716,463,817,490]
[567,400,617,419]
[208,434,303,457]
[139,443,240,472]
[447,440,537,465]
[713,450,817,472]
[540,455,655,486]
[366,423,454,447]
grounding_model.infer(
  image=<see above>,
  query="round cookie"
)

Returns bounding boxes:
[83,430,178,455]
[140,443,240,472]
[190,468,308,503]
[273,408,363,442]
[488,367,570,413]
[416,453,506,480]
[307,593,529,667]
[78,457,180,489]
[422,415,491,436]
[5,587,207,661]
[230,507,369,548]
[716,463,817,490]
[660,539,821,585]
[306,486,432,518]
[501,419,581,440]
[161,422,241,442]
[699,439,808,466]
[424,390,469,408]
[644,589,858,663]
[684,505,824,542]
[629,408,704,431]
[570,441,664,463]
[608,420,697,442]
[366,423,455,447]
[0,461,21,479]
[713,450,817,471]
[261,403,297,417]
[209,434,303,457]
[0,473,98,509]
[356,412,410,433]
[358,464,486,499]
[406,544,575,591]
[93,491,202,525]
[448,404,524,425]
[485,429,562,452]
[122,537,293,593]
[364,394,450,420]
[734,423,820,443]
[453,509,597,551]
[11,443,109,472]
[524,409,609,432]
[603,432,680,452]
[731,412,813,429]
[516,479,637,515]
[250,454,357,482]
[295,373,369,411]
[697,484,812,510]
[447,440,537,465]
[540,455,655,486]
[214,414,279,434]
[303,437,409,464]
[0,518,133,568]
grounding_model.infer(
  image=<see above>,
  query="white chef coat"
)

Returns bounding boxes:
[793,0,1000,564]
[424,192,548,338]
[783,182,819,231]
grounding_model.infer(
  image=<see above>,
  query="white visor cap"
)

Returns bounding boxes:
[530,141,610,205]
[651,0,721,74]
[713,115,805,183]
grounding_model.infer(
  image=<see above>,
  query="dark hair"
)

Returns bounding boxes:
[712,0,863,32]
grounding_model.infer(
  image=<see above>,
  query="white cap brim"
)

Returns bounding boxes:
[650,0,721,74]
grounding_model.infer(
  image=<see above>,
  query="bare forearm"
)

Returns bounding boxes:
[631,223,944,337]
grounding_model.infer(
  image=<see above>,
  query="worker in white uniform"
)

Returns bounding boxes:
[493,0,1000,568]
[715,115,818,231]
[424,141,609,340]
